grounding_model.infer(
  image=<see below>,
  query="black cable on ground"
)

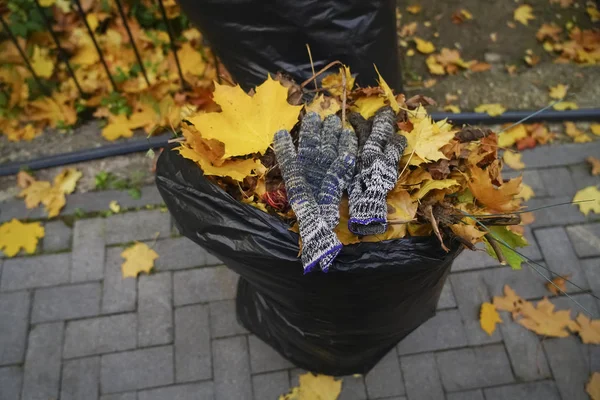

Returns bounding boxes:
[1,108,599,177]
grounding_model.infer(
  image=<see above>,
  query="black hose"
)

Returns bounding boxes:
[1,108,599,177]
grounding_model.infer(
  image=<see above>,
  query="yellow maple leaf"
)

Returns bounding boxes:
[575,314,600,344]
[514,4,535,25]
[444,105,461,113]
[588,373,600,400]
[352,96,386,119]
[414,37,436,54]
[387,189,418,223]
[31,46,54,79]
[474,103,506,117]
[375,65,400,113]
[493,285,524,315]
[480,302,503,335]
[102,114,135,141]
[70,30,100,66]
[121,242,159,278]
[468,166,522,212]
[322,66,355,97]
[20,180,52,209]
[498,124,527,148]
[188,76,302,158]
[573,186,600,215]
[517,182,535,201]
[177,145,265,181]
[426,55,446,75]
[503,151,525,169]
[553,101,578,111]
[279,373,342,400]
[588,156,600,176]
[305,94,341,119]
[54,168,83,194]
[402,116,456,163]
[43,186,67,218]
[177,42,206,78]
[591,124,600,136]
[26,93,77,128]
[548,84,568,99]
[412,179,459,200]
[0,219,45,257]
[517,298,578,338]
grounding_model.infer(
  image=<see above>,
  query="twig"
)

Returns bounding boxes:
[425,205,449,252]
[300,60,342,88]
[305,44,318,92]
[168,137,185,144]
[485,234,507,265]
[341,71,347,126]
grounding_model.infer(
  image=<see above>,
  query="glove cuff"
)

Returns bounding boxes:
[348,189,388,235]
[300,226,343,273]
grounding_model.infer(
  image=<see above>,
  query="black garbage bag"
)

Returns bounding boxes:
[176,0,401,92]
[156,149,462,376]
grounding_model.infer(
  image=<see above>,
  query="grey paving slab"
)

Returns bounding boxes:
[105,210,171,245]
[544,336,591,400]
[539,167,577,197]
[0,291,30,365]
[364,350,405,399]
[100,393,137,400]
[138,382,214,400]
[1,253,70,291]
[582,258,600,299]
[102,247,136,314]
[31,282,101,323]
[338,374,367,400]
[21,322,63,400]
[174,304,211,383]
[63,313,137,358]
[567,223,600,258]
[174,266,238,306]
[479,265,550,300]
[484,381,561,400]
[522,169,548,197]
[42,220,72,252]
[550,292,600,319]
[153,237,208,270]
[100,346,174,394]
[451,246,500,272]
[138,273,173,347]
[249,335,293,374]
[400,353,444,400]
[0,200,45,223]
[0,366,23,400]
[527,196,587,228]
[536,227,589,291]
[252,371,291,400]
[446,389,484,400]
[209,300,248,338]
[62,186,165,215]
[437,280,456,309]
[520,141,600,168]
[212,336,252,400]
[397,309,467,355]
[71,218,105,282]
[61,357,100,400]
[435,344,514,392]
[569,163,600,189]
[288,368,308,387]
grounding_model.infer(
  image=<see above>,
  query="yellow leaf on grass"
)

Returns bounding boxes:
[177,42,206,77]
[402,116,456,163]
[188,76,302,158]
[102,114,135,141]
[587,157,600,176]
[517,182,535,201]
[412,179,459,200]
[468,166,522,212]
[121,242,159,278]
[279,373,342,400]
[414,37,436,54]
[498,124,527,148]
[553,101,578,111]
[575,314,600,344]
[503,151,525,170]
[53,168,82,194]
[480,302,503,335]
[305,94,340,119]
[31,46,54,79]
[474,103,506,117]
[587,373,600,400]
[549,84,568,99]
[352,96,386,119]
[177,146,265,181]
[591,124,600,136]
[26,93,77,128]
[514,5,535,25]
[573,186,600,215]
[322,66,355,97]
[0,219,45,257]
[375,65,400,113]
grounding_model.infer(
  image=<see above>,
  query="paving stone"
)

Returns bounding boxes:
[446,389,484,400]
[0,291,30,365]
[210,300,248,338]
[527,196,587,228]
[484,381,561,400]
[451,246,500,272]
[43,220,72,252]
[0,200,44,223]
[205,251,223,266]
[72,218,105,282]
[174,266,238,306]
[213,336,252,400]
[1,253,70,291]
[62,186,165,215]
[535,227,589,291]
[569,163,600,189]
[175,304,211,383]
[567,223,600,258]
[153,237,208,270]
[105,210,171,245]
[337,374,367,400]
[450,273,501,345]
[102,247,136,314]
[100,393,137,400]
[582,258,600,298]
[22,322,63,400]
[521,226,543,261]
[522,169,548,197]
[498,310,551,381]
[520,141,600,168]
[100,346,174,393]
[252,371,291,400]
[138,273,172,347]
[400,353,444,400]
[0,366,23,400]
[64,313,136,358]
[397,309,467,355]
[61,357,100,400]
[31,282,101,323]
[138,382,214,400]
[436,280,456,309]
[435,344,514,392]
[479,266,549,300]
[288,368,308,387]
[364,349,405,398]
[539,167,577,197]
[249,335,293,373]
[550,293,600,319]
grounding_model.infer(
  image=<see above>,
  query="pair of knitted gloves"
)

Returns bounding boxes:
[273,107,407,273]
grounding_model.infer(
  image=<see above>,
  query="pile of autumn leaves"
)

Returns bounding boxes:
[0,0,215,141]
[176,67,533,266]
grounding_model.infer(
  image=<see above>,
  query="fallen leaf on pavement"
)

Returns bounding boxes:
[537,24,563,41]
[406,4,422,14]
[480,302,503,335]
[545,275,570,295]
[499,124,528,148]
[18,167,82,218]
[517,183,535,201]
[503,151,525,170]
[518,297,578,338]
[587,373,600,400]
[564,122,592,143]
[54,168,83,194]
[575,314,600,344]
[414,37,436,54]
[591,124,600,136]
[514,5,535,25]
[279,373,342,400]
[493,285,525,316]
[109,200,121,213]
[474,103,506,117]
[549,84,568,99]
[587,157,600,176]
[0,219,45,257]
[573,186,600,215]
[121,242,159,278]
[553,101,578,111]
[451,9,473,24]
[17,171,36,189]
[550,0,574,8]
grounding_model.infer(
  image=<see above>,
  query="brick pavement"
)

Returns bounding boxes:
[0,142,599,399]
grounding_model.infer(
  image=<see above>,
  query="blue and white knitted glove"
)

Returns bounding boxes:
[274,112,357,272]
[348,106,407,236]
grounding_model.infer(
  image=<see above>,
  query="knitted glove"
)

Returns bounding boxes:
[348,106,407,236]
[274,112,357,272]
